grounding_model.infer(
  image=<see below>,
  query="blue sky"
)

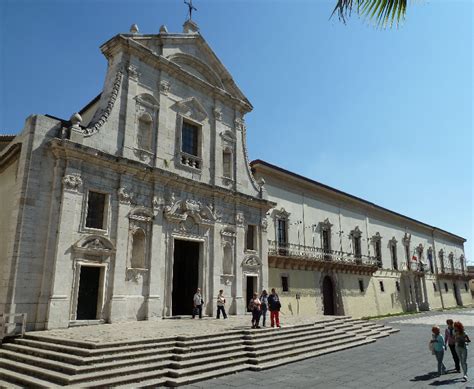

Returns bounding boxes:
[1,0,472,262]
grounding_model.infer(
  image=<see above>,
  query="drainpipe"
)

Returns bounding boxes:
[432,228,445,310]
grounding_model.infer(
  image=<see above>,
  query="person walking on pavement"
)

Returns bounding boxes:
[248,292,261,329]
[268,288,281,328]
[216,289,228,319]
[431,325,447,377]
[454,321,471,382]
[445,319,460,372]
[192,288,203,319]
[260,290,269,327]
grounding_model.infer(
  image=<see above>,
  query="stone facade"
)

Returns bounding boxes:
[251,160,472,318]
[0,21,471,331]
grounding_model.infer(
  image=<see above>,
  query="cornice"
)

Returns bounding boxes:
[49,139,274,210]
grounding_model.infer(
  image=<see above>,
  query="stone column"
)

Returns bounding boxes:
[234,210,246,314]
[109,181,132,322]
[46,164,83,329]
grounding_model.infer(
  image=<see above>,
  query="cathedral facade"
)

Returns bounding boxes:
[0,21,471,331]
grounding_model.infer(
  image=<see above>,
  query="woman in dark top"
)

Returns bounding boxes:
[453,321,470,382]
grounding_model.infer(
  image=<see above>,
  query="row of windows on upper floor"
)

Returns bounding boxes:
[273,217,465,272]
[137,114,233,177]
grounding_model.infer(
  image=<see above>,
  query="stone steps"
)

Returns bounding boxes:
[0,316,398,387]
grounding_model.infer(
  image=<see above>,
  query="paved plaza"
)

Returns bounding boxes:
[182,309,474,389]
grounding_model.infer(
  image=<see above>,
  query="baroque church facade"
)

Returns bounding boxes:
[0,21,471,331]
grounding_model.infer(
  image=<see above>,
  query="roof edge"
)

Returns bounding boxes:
[250,159,467,243]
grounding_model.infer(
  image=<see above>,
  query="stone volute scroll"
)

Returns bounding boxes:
[172,97,208,123]
[164,198,217,226]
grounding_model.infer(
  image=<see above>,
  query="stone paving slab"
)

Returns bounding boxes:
[391,309,474,327]
[26,315,332,344]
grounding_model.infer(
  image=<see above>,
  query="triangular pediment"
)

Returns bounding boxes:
[129,33,250,105]
[172,97,208,122]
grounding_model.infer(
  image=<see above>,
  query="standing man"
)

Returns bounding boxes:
[192,288,203,319]
[216,289,228,319]
[268,288,281,328]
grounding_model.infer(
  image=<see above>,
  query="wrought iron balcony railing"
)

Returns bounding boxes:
[268,240,378,267]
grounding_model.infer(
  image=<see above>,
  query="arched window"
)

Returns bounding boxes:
[131,229,146,269]
[137,113,153,151]
[223,244,233,275]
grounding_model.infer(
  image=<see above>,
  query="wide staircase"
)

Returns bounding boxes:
[0,316,398,388]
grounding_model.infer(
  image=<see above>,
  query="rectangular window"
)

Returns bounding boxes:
[428,252,434,273]
[379,281,385,292]
[375,240,382,268]
[433,282,437,292]
[181,121,198,156]
[85,191,107,230]
[223,151,232,178]
[395,281,400,292]
[405,244,410,261]
[444,283,448,293]
[391,245,398,270]
[277,219,287,245]
[322,229,330,251]
[358,279,364,293]
[465,283,468,292]
[354,237,362,258]
[281,275,289,292]
[246,225,255,250]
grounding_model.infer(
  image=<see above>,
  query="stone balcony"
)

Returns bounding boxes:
[267,241,379,275]
[437,267,470,280]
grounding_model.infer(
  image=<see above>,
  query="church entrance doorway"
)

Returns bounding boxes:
[76,266,101,320]
[172,239,200,316]
[322,276,335,315]
[246,276,257,312]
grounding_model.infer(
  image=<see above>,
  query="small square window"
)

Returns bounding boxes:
[433,282,437,292]
[85,191,107,230]
[444,283,448,293]
[379,281,385,292]
[395,281,400,292]
[281,275,289,292]
[358,279,364,293]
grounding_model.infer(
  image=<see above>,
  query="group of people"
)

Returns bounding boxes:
[430,319,470,382]
[192,288,282,329]
[248,288,282,329]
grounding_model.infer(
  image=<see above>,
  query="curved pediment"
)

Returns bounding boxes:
[167,53,224,89]
[73,235,115,256]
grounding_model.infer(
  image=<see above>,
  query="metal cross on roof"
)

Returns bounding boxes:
[184,0,197,20]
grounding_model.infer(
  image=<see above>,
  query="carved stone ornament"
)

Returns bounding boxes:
[133,148,154,164]
[220,226,237,239]
[118,187,134,204]
[73,235,115,257]
[350,226,362,238]
[213,108,222,121]
[403,232,411,245]
[260,217,268,232]
[235,212,245,227]
[152,195,163,210]
[220,274,234,286]
[127,64,139,81]
[234,118,245,132]
[126,267,148,283]
[242,255,261,269]
[62,174,83,192]
[160,80,171,95]
[371,232,382,243]
[164,198,217,225]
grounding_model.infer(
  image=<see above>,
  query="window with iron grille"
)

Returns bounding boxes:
[181,121,198,156]
[375,239,382,268]
[391,243,398,270]
[281,275,289,292]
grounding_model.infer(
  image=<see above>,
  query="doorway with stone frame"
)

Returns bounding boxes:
[172,239,201,316]
[71,262,108,322]
[245,275,258,312]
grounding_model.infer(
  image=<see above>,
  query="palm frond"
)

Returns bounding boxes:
[332,0,408,27]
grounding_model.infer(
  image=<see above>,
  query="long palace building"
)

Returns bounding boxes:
[0,20,471,330]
